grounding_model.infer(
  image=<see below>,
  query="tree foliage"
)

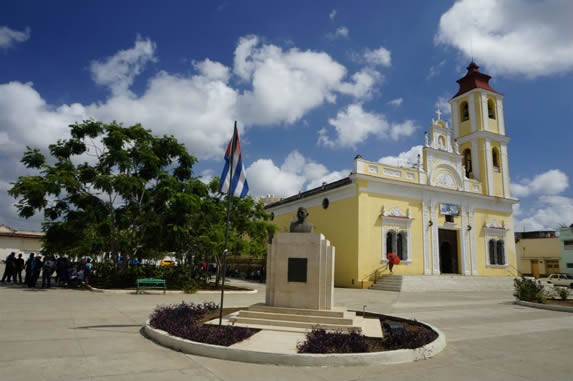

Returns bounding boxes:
[9,120,275,268]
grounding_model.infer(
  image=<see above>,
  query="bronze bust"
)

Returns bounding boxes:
[289,207,313,233]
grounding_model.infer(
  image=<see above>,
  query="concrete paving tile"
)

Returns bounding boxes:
[0,338,84,362]
[81,350,194,378]
[90,368,223,381]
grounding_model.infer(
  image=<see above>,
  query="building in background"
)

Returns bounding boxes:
[0,224,44,260]
[267,63,518,288]
[559,225,573,275]
[515,231,560,278]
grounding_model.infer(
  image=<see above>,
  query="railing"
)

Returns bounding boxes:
[361,264,391,286]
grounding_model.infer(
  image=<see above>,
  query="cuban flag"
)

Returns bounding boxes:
[219,123,249,198]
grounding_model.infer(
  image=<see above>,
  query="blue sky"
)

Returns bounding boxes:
[1,0,572,232]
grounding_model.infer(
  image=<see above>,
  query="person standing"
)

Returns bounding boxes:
[24,253,35,286]
[41,255,56,288]
[1,252,16,283]
[15,254,25,284]
[30,255,43,288]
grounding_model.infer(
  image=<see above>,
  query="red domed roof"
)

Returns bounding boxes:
[452,62,499,99]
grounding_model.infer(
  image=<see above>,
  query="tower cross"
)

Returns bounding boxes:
[435,109,442,121]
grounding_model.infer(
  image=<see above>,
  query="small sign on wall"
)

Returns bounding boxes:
[288,258,308,283]
[440,203,460,216]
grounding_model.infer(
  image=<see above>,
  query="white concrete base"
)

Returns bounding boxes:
[143,314,446,367]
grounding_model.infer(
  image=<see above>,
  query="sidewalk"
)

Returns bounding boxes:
[1,279,572,380]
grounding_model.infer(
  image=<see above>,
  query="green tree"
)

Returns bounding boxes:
[9,120,203,265]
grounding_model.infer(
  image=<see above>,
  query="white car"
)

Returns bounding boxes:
[540,273,573,288]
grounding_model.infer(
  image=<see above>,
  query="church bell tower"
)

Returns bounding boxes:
[449,62,511,198]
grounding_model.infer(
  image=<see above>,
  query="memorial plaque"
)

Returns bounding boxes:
[288,257,307,282]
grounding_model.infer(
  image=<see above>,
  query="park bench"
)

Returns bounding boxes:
[136,278,166,294]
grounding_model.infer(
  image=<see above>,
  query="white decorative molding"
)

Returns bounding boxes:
[406,172,415,180]
[468,93,477,133]
[501,144,511,198]
[460,210,470,275]
[469,210,477,275]
[496,98,506,135]
[383,168,402,177]
[422,200,431,275]
[471,140,480,181]
[481,92,489,132]
[484,220,508,237]
[472,184,479,191]
[435,172,456,189]
[485,139,494,196]
[381,212,413,262]
[368,165,378,174]
[431,202,440,274]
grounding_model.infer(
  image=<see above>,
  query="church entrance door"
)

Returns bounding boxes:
[439,229,459,274]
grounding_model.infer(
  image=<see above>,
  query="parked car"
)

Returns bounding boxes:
[159,258,176,267]
[539,273,573,288]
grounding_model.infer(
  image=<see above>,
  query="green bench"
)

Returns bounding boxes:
[136,278,166,294]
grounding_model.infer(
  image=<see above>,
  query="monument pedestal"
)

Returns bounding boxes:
[265,232,334,310]
[230,233,372,333]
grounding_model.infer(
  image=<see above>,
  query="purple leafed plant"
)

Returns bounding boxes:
[297,328,369,353]
[149,301,258,346]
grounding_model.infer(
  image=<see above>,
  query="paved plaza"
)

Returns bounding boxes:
[0,278,572,381]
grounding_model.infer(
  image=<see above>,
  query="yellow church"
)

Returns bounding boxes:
[266,63,518,288]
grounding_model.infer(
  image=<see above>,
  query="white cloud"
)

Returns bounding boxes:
[434,96,451,116]
[378,145,423,168]
[235,36,378,126]
[246,150,349,198]
[329,10,337,21]
[511,169,569,198]
[335,27,349,39]
[0,26,30,48]
[389,120,417,141]
[435,0,573,78]
[318,104,417,148]
[388,97,403,107]
[515,195,573,231]
[336,69,381,99]
[0,35,386,229]
[363,47,392,67]
[193,58,230,82]
[90,36,157,96]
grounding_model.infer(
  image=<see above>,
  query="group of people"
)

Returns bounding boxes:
[1,252,93,288]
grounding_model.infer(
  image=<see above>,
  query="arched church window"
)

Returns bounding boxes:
[488,239,496,265]
[460,101,469,122]
[397,231,408,260]
[386,231,396,255]
[492,147,500,170]
[496,240,505,265]
[487,99,496,119]
[463,149,473,178]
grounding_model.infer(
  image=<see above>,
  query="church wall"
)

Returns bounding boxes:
[269,188,360,288]
[472,209,517,276]
[355,188,424,287]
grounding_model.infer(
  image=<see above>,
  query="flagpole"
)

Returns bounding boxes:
[218,121,236,326]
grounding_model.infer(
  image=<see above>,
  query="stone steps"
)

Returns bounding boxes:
[371,275,514,292]
[371,275,402,292]
[228,304,362,332]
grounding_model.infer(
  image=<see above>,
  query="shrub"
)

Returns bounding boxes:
[91,263,209,289]
[297,328,369,353]
[382,321,438,350]
[555,287,571,300]
[149,302,258,346]
[513,277,546,303]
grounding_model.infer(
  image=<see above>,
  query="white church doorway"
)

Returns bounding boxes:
[439,229,460,274]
